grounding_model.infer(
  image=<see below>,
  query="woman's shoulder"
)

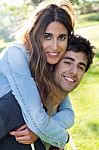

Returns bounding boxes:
[3,42,29,61]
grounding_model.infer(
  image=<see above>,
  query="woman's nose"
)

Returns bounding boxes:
[52,39,58,50]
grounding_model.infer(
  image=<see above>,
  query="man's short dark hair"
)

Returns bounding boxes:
[68,34,95,72]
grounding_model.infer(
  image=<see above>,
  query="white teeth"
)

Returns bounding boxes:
[64,76,74,82]
[48,52,58,56]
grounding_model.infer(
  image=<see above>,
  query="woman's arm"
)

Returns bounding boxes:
[9,96,74,145]
[52,96,75,129]
[0,44,68,148]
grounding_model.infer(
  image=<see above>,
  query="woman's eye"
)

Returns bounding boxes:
[44,33,52,40]
[58,34,67,41]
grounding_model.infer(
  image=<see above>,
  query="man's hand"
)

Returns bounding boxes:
[9,124,38,144]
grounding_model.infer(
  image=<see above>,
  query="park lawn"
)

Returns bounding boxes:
[75,24,99,52]
[0,37,15,53]
[75,12,99,28]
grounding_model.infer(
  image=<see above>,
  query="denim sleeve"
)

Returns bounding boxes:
[52,96,75,129]
[0,45,68,148]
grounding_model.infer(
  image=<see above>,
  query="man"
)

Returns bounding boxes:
[0,35,95,150]
[44,34,95,149]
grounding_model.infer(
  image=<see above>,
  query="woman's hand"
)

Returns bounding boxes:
[9,124,38,144]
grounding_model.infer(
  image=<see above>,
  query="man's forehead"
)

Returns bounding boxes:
[61,51,87,67]
[62,51,85,59]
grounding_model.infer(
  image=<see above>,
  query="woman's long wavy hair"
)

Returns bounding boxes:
[22,3,74,106]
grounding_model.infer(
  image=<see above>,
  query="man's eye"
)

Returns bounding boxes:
[44,33,52,40]
[58,34,67,41]
[64,61,71,65]
[78,66,85,71]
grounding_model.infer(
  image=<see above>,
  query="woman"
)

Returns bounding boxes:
[0,0,75,149]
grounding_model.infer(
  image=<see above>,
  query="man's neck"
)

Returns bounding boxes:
[46,82,68,115]
[52,82,68,106]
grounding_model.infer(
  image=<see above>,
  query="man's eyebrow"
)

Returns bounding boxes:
[63,56,74,61]
[63,56,87,68]
[79,62,87,68]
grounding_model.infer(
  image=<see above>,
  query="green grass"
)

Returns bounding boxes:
[75,24,99,52]
[0,27,15,52]
[75,12,99,28]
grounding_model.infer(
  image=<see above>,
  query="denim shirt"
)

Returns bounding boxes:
[0,44,74,148]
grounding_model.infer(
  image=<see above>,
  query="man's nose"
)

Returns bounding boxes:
[69,65,78,76]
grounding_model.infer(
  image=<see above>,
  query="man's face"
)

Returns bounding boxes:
[53,51,88,93]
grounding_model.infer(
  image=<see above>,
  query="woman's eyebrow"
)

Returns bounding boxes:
[44,32,51,34]
[44,33,68,35]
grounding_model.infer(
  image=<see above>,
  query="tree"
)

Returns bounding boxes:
[31,0,44,5]
[71,0,80,5]
[31,0,81,6]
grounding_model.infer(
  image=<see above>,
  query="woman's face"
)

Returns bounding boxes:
[42,22,68,64]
